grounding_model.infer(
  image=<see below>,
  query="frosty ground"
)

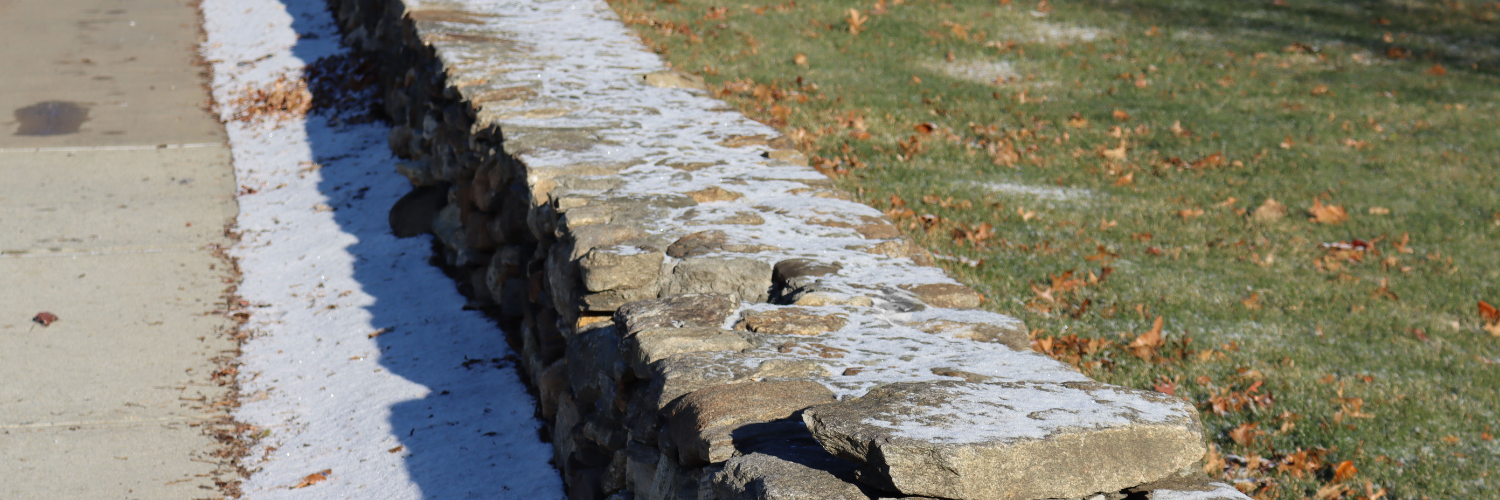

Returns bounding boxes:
[200,0,564,496]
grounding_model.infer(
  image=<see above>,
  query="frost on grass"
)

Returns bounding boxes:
[979,181,1092,201]
[924,59,1020,85]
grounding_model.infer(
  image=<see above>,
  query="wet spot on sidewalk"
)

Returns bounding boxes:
[14,101,89,136]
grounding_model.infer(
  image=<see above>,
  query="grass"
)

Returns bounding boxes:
[603,0,1500,497]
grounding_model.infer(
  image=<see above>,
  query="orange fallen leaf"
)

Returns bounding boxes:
[32,312,58,327]
[846,9,868,35]
[291,469,332,489]
[1332,460,1357,482]
[793,53,808,66]
[1311,84,1331,96]
[1100,141,1128,161]
[1309,199,1349,224]
[1112,172,1134,186]
[1427,64,1447,76]
[1441,435,1460,445]
[1177,208,1204,220]
[1112,109,1131,121]
[1479,300,1500,336]
[1242,292,1262,310]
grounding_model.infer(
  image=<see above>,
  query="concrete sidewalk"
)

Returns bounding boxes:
[0,0,239,498]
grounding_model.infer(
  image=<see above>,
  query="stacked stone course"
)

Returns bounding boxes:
[326,0,1250,498]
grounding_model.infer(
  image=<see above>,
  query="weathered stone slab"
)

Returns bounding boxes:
[615,294,736,335]
[663,381,835,465]
[803,381,1206,500]
[661,257,772,303]
[735,307,848,336]
[626,327,752,378]
[645,352,830,411]
[711,438,872,500]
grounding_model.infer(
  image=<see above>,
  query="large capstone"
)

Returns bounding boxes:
[803,380,1206,500]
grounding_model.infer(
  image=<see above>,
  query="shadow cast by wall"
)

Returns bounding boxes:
[272,0,564,497]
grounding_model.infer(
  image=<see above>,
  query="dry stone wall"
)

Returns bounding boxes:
[327,0,1252,499]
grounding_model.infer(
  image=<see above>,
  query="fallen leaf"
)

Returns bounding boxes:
[1112,109,1131,121]
[1311,84,1331,96]
[1367,206,1389,215]
[1169,120,1191,137]
[1480,300,1500,337]
[1427,64,1447,76]
[1308,199,1349,224]
[1112,172,1134,186]
[1229,422,1260,446]
[1101,141,1128,160]
[1066,114,1089,128]
[793,53,808,66]
[388,445,405,453]
[1242,292,1262,310]
[32,312,58,327]
[1177,208,1204,220]
[1317,483,1352,500]
[1332,460,1357,482]
[1279,136,1295,149]
[291,469,332,489]
[1251,198,1287,223]
[846,9,867,35]
[1441,435,1460,445]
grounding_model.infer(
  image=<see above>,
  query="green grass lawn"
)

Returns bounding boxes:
[605,0,1500,497]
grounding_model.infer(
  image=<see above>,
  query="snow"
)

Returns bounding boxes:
[1152,482,1252,500]
[200,0,563,497]
[867,381,1195,445]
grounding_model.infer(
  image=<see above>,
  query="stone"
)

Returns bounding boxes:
[396,159,439,186]
[857,239,934,266]
[567,326,627,406]
[661,257,772,303]
[538,359,570,421]
[614,294,737,335]
[1126,475,1252,500]
[646,352,831,411]
[571,224,650,255]
[642,70,708,91]
[667,230,780,258]
[685,186,744,203]
[711,438,872,500]
[772,259,842,283]
[735,308,847,336]
[802,381,1207,500]
[910,318,1029,352]
[664,381,836,465]
[643,453,700,500]
[902,284,983,309]
[626,327,753,378]
[625,441,661,493]
[666,230,726,259]
[389,185,448,237]
[855,220,901,240]
[580,245,666,292]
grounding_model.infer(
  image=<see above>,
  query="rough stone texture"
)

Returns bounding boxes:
[646,353,830,411]
[579,245,665,293]
[772,259,842,282]
[614,294,736,335]
[712,438,872,500]
[625,327,752,378]
[567,326,626,405]
[661,257,772,304]
[735,308,848,336]
[909,318,1029,352]
[803,381,1206,500]
[903,283,983,309]
[663,381,835,465]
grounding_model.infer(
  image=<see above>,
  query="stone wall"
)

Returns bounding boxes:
[326,0,1249,499]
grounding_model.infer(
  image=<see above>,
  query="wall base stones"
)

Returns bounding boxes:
[326,0,1249,499]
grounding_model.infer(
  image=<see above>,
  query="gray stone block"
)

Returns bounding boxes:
[614,294,737,335]
[803,381,1206,500]
[663,381,836,465]
[662,257,771,304]
[625,327,752,379]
